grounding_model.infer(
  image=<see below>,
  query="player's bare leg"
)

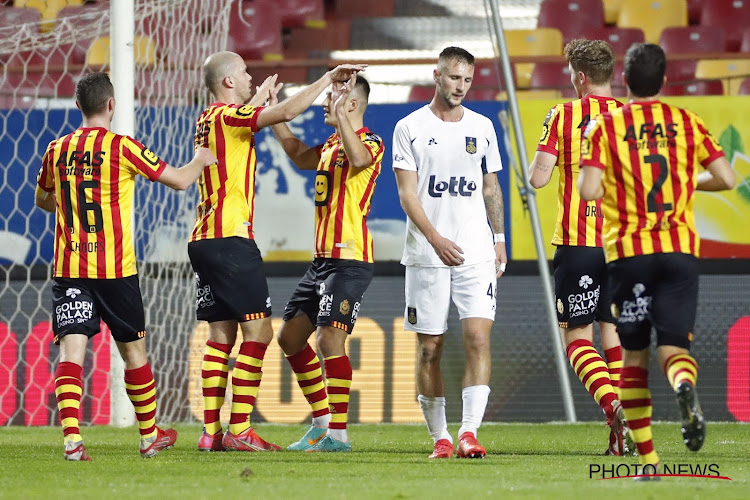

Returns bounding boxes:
[563,324,624,455]
[416,333,452,458]
[306,326,352,452]
[118,338,177,457]
[221,318,280,451]
[457,318,491,459]
[658,345,705,452]
[279,315,331,450]
[56,334,91,461]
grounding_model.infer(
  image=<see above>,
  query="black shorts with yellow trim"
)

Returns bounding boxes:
[51,275,146,344]
[553,245,614,329]
[283,258,374,334]
[608,252,699,350]
[188,237,271,323]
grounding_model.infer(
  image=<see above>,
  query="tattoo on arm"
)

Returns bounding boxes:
[484,176,505,234]
[533,159,553,173]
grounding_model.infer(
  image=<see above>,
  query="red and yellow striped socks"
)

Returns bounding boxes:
[124,363,158,440]
[287,344,330,423]
[604,346,623,399]
[664,353,698,390]
[324,355,352,441]
[55,361,83,445]
[620,366,659,466]
[228,341,266,435]
[202,340,231,435]
[566,339,617,417]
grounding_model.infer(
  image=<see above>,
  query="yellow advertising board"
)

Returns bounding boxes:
[510,96,750,259]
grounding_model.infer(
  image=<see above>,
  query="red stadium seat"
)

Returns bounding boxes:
[659,26,726,54]
[661,80,724,96]
[701,0,750,51]
[408,85,433,102]
[738,78,750,95]
[286,19,351,57]
[530,61,571,90]
[228,0,282,60]
[580,27,645,55]
[472,61,511,89]
[665,60,697,83]
[740,27,750,53]
[274,0,324,29]
[537,0,605,44]
[333,0,394,18]
[687,0,702,23]
[0,6,40,29]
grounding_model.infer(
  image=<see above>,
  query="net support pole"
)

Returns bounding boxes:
[485,0,577,422]
[109,0,136,427]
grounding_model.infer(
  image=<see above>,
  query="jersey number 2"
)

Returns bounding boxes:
[61,180,104,233]
[644,154,673,213]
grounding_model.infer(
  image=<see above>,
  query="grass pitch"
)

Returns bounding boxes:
[2,422,748,499]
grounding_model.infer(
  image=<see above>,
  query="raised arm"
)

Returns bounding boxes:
[483,172,508,276]
[334,75,372,169]
[255,64,367,129]
[697,156,736,191]
[394,168,464,266]
[156,147,218,191]
[270,122,320,170]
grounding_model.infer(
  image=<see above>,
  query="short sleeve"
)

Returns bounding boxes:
[222,104,264,132]
[37,141,56,192]
[481,120,502,174]
[392,119,417,171]
[693,114,725,167]
[579,115,608,171]
[361,131,385,167]
[121,136,167,181]
[536,105,561,156]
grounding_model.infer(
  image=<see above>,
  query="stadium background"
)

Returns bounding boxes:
[1,0,749,428]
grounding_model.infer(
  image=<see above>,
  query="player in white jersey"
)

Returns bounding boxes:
[393,46,507,459]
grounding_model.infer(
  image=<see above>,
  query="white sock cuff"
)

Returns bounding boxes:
[417,394,446,407]
[462,385,491,398]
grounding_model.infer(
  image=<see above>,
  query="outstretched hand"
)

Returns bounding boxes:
[328,64,367,83]
[249,74,280,106]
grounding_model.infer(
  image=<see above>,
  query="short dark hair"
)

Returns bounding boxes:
[438,46,475,67]
[353,74,370,104]
[564,39,614,85]
[624,43,666,97]
[76,72,114,117]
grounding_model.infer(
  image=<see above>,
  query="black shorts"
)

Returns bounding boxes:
[188,237,271,323]
[608,253,699,350]
[283,258,374,334]
[553,245,614,329]
[51,276,146,344]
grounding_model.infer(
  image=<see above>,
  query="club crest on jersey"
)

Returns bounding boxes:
[407,307,417,325]
[465,137,477,154]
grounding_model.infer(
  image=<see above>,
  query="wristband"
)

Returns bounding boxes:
[494,233,505,243]
[499,262,507,272]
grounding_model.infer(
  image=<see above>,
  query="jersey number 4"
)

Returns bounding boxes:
[61,180,104,233]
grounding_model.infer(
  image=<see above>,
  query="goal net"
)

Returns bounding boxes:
[0,0,232,426]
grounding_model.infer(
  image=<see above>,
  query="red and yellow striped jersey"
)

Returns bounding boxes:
[37,127,167,279]
[314,128,383,262]
[537,95,623,247]
[191,102,264,242]
[581,100,724,262]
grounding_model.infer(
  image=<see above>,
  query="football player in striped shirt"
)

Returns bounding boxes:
[269,74,381,452]
[35,72,217,461]
[528,39,631,456]
[579,43,735,478]
[191,51,366,452]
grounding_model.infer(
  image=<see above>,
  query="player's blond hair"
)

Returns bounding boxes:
[564,39,615,86]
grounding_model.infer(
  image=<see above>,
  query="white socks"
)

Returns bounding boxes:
[418,395,452,443]
[327,428,348,442]
[458,385,491,438]
[312,413,331,429]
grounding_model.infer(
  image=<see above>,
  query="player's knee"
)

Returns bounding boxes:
[417,338,443,364]
[464,332,490,354]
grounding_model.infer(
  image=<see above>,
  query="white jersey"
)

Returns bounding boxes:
[393,105,503,267]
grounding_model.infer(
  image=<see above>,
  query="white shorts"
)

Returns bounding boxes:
[404,260,497,335]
